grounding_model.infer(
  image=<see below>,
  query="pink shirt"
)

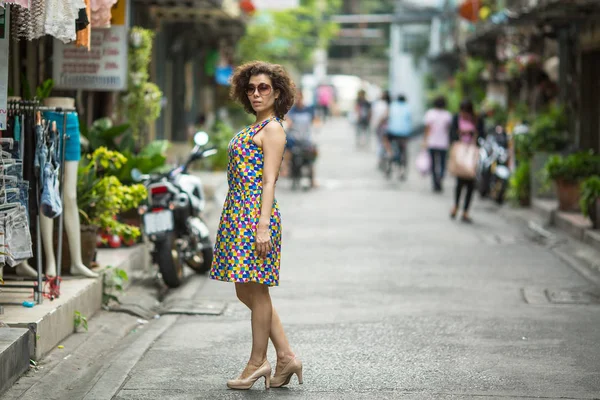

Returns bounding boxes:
[424,108,453,149]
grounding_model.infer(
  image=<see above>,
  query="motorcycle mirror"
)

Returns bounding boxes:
[131,168,143,182]
[203,148,218,157]
[194,131,209,146]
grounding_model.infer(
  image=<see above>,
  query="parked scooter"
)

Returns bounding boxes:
[477,125,511,204]
[133,131,217,288]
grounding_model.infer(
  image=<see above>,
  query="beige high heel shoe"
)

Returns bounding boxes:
[227,360,272,390]
[271,357,303,388]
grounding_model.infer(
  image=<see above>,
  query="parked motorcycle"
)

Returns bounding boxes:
[477,125,511,204]
[133,131,217,288]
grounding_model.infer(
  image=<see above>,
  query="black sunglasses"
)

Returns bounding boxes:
[246,83,272,96]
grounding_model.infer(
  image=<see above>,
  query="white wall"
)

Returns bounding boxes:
[389,25,428,125]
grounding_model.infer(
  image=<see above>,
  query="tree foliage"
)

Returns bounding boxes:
[236,1,341,71]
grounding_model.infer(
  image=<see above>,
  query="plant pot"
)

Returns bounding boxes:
[119,208,142,228]
[55,225,99,275]
[531,152,557,199]
[555,179,581,212]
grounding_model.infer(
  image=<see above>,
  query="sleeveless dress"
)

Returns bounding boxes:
[209,118,283,287]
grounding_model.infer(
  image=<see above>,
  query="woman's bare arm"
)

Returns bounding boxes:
[254,122,286,258]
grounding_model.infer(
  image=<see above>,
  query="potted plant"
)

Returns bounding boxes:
[529,104,570,199]
[77,147,147,257]
[544,152,600,211]
[580,176,600,229]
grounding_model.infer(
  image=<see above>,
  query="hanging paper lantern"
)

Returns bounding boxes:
[459,0,481,22]
[479,6,491,20]
[240,0,256,14]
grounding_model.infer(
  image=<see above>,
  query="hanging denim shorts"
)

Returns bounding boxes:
[43,111,81,162]
[0,205,33,266]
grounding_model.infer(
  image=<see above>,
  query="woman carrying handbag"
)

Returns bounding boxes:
[448,99,483,223]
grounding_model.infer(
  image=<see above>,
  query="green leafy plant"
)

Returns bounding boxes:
[113,140,171,184]
[102,266,129,306]
[201,120,236,171]
[580,176,600,217]
[74,311,88,332]
[77,147,147,240]
[530,104,570,152]
[508,160,531,205]
[120,27,163,143]
[36,79,54,100]
[513,133,534,162]
[82,118,133,154]
[544,152,600,184]
[236,1,341,69]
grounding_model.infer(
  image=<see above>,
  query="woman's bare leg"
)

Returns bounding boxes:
[235,284,295,371]
[234,282,272,376]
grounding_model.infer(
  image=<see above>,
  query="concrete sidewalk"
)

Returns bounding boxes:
[0,170,226,396]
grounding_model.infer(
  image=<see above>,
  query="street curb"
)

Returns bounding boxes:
[500,205,600,288]
[0,328,33,395]
[81,314,179,400]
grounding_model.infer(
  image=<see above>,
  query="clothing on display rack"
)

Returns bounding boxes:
[31,118,62,219]
[0,132,33,268]
[43,111,81,162]
[91,0,116,28]
[0,0,30,9]
[9,0,87,42]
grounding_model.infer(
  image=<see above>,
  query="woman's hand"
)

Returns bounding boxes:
[255,223,272,258]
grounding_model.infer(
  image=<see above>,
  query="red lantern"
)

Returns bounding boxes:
[459,0,481,22]
[240,0,256,14]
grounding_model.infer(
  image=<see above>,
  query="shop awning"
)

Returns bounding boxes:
[133,0,246,38]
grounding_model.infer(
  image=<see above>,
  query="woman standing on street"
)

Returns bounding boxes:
[449,99,482,223]
[209,61,303,390]
[423,96,453,192]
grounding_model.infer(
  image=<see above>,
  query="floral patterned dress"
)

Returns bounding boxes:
[209,118,283,287]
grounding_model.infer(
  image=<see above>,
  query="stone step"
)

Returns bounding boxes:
[0,328,33,395]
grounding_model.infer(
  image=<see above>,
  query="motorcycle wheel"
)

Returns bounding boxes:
[478,170,491,197]
[199,246,214,273]
[155,234,184,288]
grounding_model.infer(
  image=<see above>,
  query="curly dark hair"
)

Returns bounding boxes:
[230,61,296,119]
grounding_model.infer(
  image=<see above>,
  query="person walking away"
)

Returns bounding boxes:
[371,91,391,170]
[449,99,481,223]
[316,83,334,121]
[423,96,453,192]
[210,61,302,390]
[287,91,318,188]
[355,89,372,148]
[385,94,412,180]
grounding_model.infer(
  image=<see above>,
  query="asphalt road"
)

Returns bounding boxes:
[6,117,600,400]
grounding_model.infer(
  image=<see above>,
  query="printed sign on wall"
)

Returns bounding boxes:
[52,0,128,91]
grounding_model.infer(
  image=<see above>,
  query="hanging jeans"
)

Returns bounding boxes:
[40,162,62,218]
[34,124,48,186]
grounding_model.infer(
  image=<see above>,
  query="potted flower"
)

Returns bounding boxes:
[580,176,600,229]
[544,152,600,211]
[76,147,147,261]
